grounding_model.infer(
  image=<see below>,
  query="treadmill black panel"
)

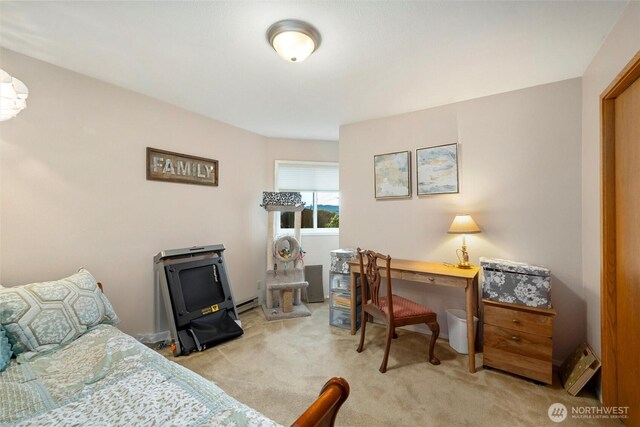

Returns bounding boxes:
[179,264,225,312]
[158,245,243,355]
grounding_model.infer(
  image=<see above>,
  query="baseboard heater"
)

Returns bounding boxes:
[154,244,243,356]
[236,297,259,314]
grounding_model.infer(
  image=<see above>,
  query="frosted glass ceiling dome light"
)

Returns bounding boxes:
[267,20,321,63]
[0,68,28,122]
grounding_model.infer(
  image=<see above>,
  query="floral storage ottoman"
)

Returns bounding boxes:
[480,257,551,308]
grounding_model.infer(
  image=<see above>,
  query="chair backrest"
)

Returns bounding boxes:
[357,248,394,319]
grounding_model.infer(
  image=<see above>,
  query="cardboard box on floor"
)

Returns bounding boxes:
[560,342,601,396]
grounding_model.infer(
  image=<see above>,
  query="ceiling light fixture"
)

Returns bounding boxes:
[267,19,321,63]
[0,68,29,122]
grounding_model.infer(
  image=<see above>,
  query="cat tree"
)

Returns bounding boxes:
[260,192,310,320]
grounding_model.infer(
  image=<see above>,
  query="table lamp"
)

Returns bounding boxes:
[448,214,481,269]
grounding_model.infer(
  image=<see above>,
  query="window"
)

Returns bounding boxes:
[280,191,340,229]
[275,161,339,232]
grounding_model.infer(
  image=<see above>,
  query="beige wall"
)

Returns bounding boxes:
[0,50,341,336]
[0,49,269,335]
[266,138,340,297]
[581,3,640,366]
[340,79,583,361]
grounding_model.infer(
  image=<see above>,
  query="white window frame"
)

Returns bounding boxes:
[274,160,339,236]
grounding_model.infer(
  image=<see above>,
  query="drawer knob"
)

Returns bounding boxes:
[511,336,520,341]
[428,277,435,282]
[512,319,520,324]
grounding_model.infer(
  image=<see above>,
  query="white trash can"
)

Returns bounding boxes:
[446,309,479,354]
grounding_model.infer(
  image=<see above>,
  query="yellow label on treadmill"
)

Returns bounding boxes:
[201,304,219,315]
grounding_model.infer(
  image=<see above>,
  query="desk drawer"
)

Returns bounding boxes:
[401,271,465,288]
[484,304,553,337]
[379,269,402,279]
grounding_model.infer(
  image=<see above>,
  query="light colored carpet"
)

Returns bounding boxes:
[162,303,614,426]
[261,303,311,320]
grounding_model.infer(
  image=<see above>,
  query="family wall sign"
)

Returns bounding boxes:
[146,147,218,186]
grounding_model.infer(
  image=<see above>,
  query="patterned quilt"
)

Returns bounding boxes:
[0,325,281,427]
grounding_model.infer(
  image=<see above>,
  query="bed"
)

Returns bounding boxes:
[0,272,349,427]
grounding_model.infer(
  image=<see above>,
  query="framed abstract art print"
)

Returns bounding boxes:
[416,143,459,195]
[374,151,411,199]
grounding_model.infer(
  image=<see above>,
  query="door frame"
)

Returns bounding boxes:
[600,50,640,406]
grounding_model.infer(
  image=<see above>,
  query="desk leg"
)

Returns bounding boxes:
[350,270,357,335]
[465,279,476,373]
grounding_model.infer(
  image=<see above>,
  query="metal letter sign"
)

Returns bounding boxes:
[146,147,218,186]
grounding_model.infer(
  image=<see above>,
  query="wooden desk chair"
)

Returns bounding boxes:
[356,248,440,373]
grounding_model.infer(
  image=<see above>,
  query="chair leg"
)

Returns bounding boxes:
[379,324,394,373]
[392,327,398,339]
[427,321,440,365]
[356,309,367,353]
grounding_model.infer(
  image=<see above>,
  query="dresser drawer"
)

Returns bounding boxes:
[484,324,553,383]
[484,324,552,360]
[484,303,553,337]
[484,346,553,384]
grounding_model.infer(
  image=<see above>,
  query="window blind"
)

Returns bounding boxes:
[276,161,339,192]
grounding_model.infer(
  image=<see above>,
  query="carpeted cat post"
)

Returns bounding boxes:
[260,192,310,320]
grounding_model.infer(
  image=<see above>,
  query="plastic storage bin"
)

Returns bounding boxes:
[329,287,362,310]
[330,305,361,330]
[446,309,478,354]
[329,248,360,331]
[330,274,351,292]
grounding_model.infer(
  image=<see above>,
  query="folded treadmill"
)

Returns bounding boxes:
[154,244,243,356]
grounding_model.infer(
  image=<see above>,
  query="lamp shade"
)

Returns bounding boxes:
[0,68,28,122]
[448,215,480,234]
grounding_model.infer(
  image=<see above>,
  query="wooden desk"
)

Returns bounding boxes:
[348,259,480,373]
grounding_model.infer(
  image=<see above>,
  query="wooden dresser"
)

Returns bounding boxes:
[482,299,556,384]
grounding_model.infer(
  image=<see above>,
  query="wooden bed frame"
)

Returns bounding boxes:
[97,283,350,426]
[292,377,350,427]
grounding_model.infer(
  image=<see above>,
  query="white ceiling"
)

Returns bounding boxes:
[0,1,628,140]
